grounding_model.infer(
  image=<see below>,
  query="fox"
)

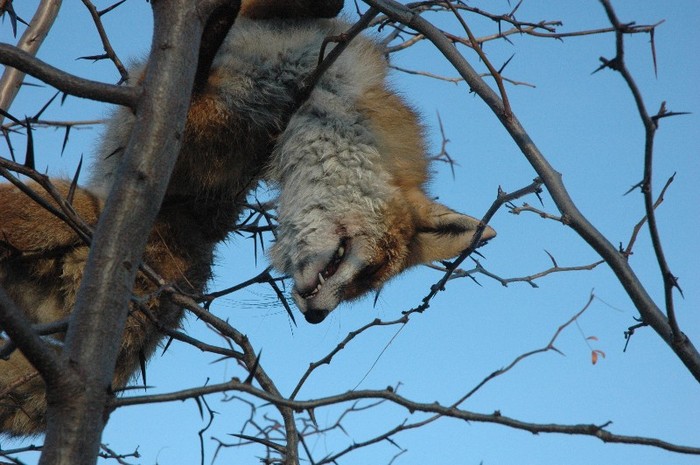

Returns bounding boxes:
[0,0,495,436]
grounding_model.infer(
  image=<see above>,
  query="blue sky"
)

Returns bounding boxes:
[1,1,699,464]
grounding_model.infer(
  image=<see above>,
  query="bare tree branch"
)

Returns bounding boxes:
[0,43,138,108]
[79,0,129,83]
[622,173,675,258]
[0,0,63,122]
[597,0,684,343]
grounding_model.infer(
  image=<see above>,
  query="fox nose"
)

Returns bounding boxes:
[304,309,329,324]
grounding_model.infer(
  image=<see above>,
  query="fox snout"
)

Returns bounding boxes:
[287,235,372,323]
[302,309,330,324]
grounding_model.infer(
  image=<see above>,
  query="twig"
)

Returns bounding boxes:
[0,44,138,108]
[443,1,512,117]
[409,179,543,315]
[452,256,605,288]
[453,293,596,404]
[79,0,129,83]
[508,202,563,222]
[598,0,684,344]
[0,0,63,123]
[622,173,675,258]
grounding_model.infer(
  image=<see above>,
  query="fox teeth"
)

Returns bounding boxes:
[318,273,326,285]
[337,246,345,258]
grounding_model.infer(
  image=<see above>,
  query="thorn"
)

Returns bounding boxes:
[139,349,147,389]
[498,54,515,74]
[373,286,383,308]
[307,408,318,427]
[243,350,262,384]
[193,396,204,418]
[535,189,544,206]
[24,118,35,169]
[544,249,557,267]
[266,272,296,326]
[623,180,643,196]
[161,336,174,355]
[2,126,17,162]
[61,125,72,156]
[98,0,127,16]
[649,27,658,78]
[592,56,619,74]
[33,91,60,120]
[0,108,23,125]
[68,156,83,204]
[77,53,110,61]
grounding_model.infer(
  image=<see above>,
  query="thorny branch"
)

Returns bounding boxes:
[0,43,139,108]
[597,0,684,344]
[622,173,675,259]
[452,293,597,404]
[440,255,605,289]
[284,292,603,463]
[443,1,512,117]
[79,0,130,84]
[410,179,543,315]
[166,292,300,463]
[0,0,62,123]
[113,371,700,456]
[378,2,658,56]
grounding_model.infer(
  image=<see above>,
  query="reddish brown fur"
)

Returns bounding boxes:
[356,85,429,192]
[0,181,219,434]
[356,84,493,277]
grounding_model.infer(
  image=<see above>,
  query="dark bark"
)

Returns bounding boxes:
[37,1,239,464]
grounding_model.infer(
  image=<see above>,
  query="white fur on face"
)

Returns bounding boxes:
[268,90,395,321]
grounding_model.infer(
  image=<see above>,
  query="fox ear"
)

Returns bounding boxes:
[408,199,496,266]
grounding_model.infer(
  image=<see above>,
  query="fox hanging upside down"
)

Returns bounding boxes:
[0,0,495,436]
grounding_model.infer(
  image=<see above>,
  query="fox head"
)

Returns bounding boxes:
[269,185,495,324]
[267,95,495,323]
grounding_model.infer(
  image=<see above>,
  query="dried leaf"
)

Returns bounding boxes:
[591,349,606,365]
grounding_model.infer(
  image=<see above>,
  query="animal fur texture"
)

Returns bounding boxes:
[0,1,495,436]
